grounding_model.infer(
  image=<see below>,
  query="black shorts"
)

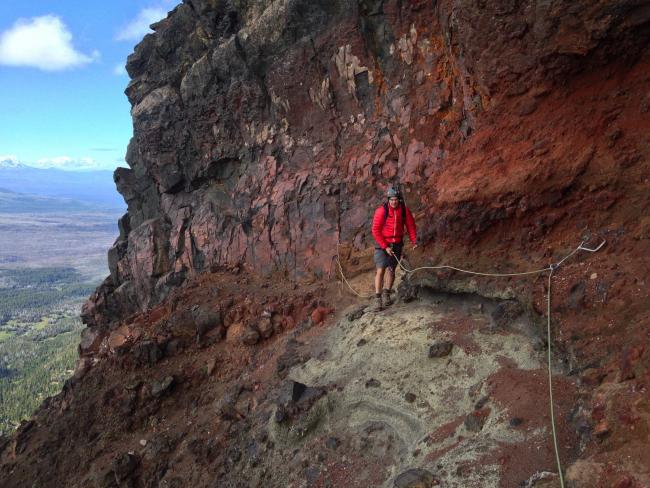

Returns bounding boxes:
[374,242,403,270]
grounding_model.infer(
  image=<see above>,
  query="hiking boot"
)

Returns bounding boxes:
[368,294,383,312]
[382,289,393,306]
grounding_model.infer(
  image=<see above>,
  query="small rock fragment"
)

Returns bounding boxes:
[491,300,524,329]
[394,468,437,488]
[365,378,381,388]
[276,340,309,378]
[613,475,634,488]
[151,376,175,397]
[132,340,163,367]
[192,306,223,341]
[325,437,340,450]
[242,327,260,345]
[73,357,93,379]
[221,404,244,421]
[474,396,489,410]
[509,417,523,427]
[227,448,241,464]
[257,317,274,339]
[593,420,610,438]
[274,405,288,423]
[206,357,217,376]
[112,452,139,482]
[305,465,321,484]
[346,305,366,322]
[311,306,332,325]
[521,471,556,487]
[428,341,453,358]
[464,408,490,432]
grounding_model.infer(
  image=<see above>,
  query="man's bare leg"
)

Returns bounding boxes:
[375,267,386,295]
[370,267,386,311]
[382,268,395,306]
[384,268,395,291]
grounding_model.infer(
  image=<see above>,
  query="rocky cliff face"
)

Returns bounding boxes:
[3,1,649,487]
[81,0,648,333]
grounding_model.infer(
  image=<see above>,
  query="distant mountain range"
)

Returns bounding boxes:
[0,159,24,169]
[0,187,114,213]
[0,160,125,210]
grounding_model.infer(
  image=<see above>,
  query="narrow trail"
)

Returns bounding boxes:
[277,281,579,488]
[332,240,604,487]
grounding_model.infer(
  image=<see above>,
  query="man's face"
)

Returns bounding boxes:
[388,196,399,208]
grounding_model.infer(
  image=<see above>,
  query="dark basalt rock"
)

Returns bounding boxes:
[393,468,437,488]
[151,376,175,397]
[112,452,139,483]
[276,339,309,378]
[346,305,367,322]
[132,340,163,367]
[465,408,490,433]
[428,341,453,358]
[490,300,524,329]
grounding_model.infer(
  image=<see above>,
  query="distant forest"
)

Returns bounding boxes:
[0,266,94,434]
[0,267,95,325]
[0,327,80,434]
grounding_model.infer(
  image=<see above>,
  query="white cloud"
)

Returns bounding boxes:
[33,156,101,170]
[113,62,126,76]
[116,7,168,41]
[0,15,99,71]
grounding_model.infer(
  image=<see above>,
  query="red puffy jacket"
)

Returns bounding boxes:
[372,203,417,249]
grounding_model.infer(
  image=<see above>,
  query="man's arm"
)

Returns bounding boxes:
[405,207,417,246]
[371,207,388,249]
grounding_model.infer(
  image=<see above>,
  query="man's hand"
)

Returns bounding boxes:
[412,244,418,250]
[385,247,394,256]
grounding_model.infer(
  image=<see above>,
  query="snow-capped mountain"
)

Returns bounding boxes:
[0,159,125,209]
[0,157,27,169]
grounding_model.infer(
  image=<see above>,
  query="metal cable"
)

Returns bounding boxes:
[546,268,565,488]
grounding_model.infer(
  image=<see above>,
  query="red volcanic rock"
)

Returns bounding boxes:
[619,345,645,382]
[82,0,650,334]
[593,420,610,438]
[311,306,333,325]
[107,325,131,352]
[226,322,246,344]
[225,322,260,346]
[283,316,296,330]
[613,475,634,488]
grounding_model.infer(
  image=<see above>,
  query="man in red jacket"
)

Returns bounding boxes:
[370,187,417,311]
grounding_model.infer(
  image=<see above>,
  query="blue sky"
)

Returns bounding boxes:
[0,0,178,171]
